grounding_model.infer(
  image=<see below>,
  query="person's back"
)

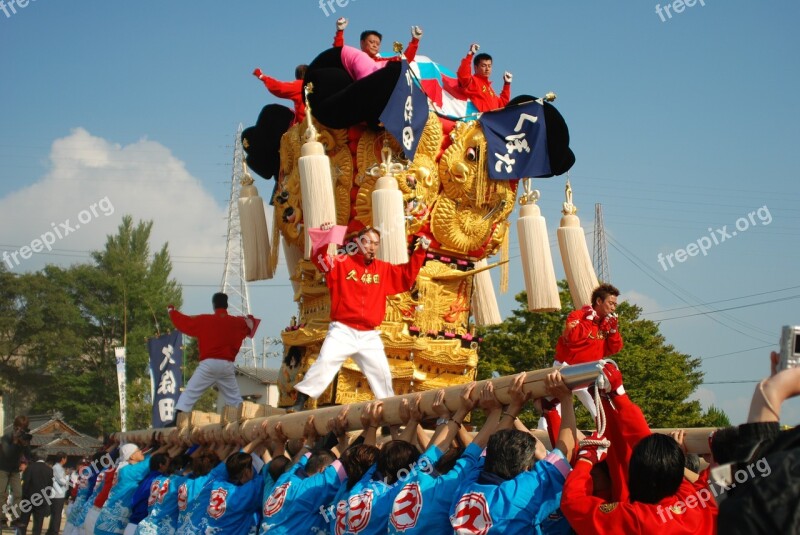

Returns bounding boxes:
[450,430,571,534]
[181,453,263,535]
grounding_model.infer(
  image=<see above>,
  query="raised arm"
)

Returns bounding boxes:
[167,306,200,337]
[748,351,800,423]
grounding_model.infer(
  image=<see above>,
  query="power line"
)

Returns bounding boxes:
[653,294,800,322]
[701,345,775,361]
[645,285,800,315]
[606,234,774,343]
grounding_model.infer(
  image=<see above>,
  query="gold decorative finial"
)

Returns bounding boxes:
[240,160,254,186]
[518,178,540,205]
[303,83,317,142]
[562,177,577,215]
[393,41,403,54]
[544,92,557,102]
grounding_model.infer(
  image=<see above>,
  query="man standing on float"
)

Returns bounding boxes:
[290,223,429,412]
[540,283,624,430]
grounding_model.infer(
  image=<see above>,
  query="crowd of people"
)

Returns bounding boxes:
[253,17,513,119]
[3,354,792,534]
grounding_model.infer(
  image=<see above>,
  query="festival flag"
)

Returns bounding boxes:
[114,347,127,432]
[408,55,480,120]
[379,61,428,160]
[147,331,184,428]
[479,100,552,180]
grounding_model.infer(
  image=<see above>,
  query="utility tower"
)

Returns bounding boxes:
[593,203,611,284]
[221,123,257,367]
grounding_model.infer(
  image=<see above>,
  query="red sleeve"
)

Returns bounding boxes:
[169,309,200,337]
[379,246,425,296]
[562,309,592,344]
[457,53,474,89]
[601,393,651,502]
[498,82,510,107]
[404,37,419,62]
[561,461,640,534]
[259,77,302,100]
[604,331,623,356]
[333,29,344,48]
[542,409,561,456]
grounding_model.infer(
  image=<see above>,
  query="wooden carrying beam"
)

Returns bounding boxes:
[115,361,718,455]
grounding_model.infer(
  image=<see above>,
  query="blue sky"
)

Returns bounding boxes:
[2,0,798,424]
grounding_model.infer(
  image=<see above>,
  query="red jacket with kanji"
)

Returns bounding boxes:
[457,53,511,112]
[554,306,623,365]
[561,393,717,534]
[258,76,305,124]
[168,308,251,362]
[311,239,425,331]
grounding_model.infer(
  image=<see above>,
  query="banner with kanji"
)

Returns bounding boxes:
[480,100,552,179]
[114,347,127,432]
[379,61,428,161]
[147,331,184,428]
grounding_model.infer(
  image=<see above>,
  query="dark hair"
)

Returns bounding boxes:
[192,451,219,477]
[684,453,701,474]
[360,30,382,42]
[434,446,465,475]
[149,453,170,472]
[306,449,337,476]
[484,429,537,480]
[212,292,228,309]
[226,452,253,485]
[710,426,740,464]
[13,415,29,430]
[341,444,379,490]
[377,440,420,486]
[473,53,493,67]
[169,454,191,474]
[283,346,305,369]
[628,434,685,504]
[591,284,620,307]
[295,64,308,80]
[268,456,291,481]
[56,451,67,461]
[356,226,381,239]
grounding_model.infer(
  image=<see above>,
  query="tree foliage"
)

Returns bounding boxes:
[0,216,182,436]
[477,282,727,429]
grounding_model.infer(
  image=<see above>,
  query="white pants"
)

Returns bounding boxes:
[538,360,597,431]
[83,506,100,535]
[123,523,138,535]
[176,359,242,412]
[295,321,394,399]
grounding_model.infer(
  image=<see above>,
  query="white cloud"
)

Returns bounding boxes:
[0,128,297,347]
[689,386,716,411]
[0,128,226,284]
[622,290,660,313]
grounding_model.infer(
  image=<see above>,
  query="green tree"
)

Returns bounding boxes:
[26,216,182,435]
[477,282,728,429]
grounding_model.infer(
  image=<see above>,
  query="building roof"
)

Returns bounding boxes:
[235,366,280,385]
[4,412,102,459]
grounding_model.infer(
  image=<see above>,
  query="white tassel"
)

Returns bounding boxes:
[557,180,599,308]
[472,259,502,326]
[299,140,337,259]
[238,169,273,281]
[372,175,408,264]
[517,191,560,312]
